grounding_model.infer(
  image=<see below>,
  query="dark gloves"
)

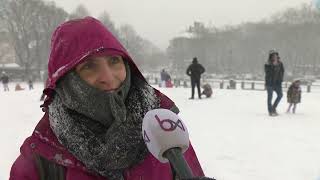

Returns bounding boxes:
[182,177,216,180]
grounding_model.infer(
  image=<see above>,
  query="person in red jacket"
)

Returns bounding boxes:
[9,17,213,180]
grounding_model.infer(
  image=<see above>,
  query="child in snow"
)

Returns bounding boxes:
[287,80,301,114]
[15,83,25,91]
[202,83,212,98]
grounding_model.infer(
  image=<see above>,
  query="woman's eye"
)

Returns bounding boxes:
[82,62,96,70]
[109,56,121,64]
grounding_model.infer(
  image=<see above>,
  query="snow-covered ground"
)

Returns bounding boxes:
[1,82,320,180]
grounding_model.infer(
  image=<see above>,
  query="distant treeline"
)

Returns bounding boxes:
[167,3,320,77]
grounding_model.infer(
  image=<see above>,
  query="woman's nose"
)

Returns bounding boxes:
[97,63,116,90]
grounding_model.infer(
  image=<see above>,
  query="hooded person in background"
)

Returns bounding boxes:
[10,17,214,180]
[160,69,171,88]
[160,69,167,87]
[186,57,205,99]
[264,50,285,116]
[1,71,9,91]
[28,78,34,90]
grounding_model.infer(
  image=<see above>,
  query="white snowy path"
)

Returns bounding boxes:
[1,82,320,180]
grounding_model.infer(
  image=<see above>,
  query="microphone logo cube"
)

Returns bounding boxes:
[155,114,185,132]
[142,109,190,163]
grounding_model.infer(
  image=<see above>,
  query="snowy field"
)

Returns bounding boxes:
[1,82,320,180]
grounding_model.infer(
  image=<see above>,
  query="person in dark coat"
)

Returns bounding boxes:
[186,57,205,99]
[286,80,301,114]
[160,69,173,88]
[28,79,34,90]
[160,69,172,87]
[1,71,9,91]
[264,50,285,116]
[160,69,166,87]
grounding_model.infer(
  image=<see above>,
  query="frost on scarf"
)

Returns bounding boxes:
[48,76,161,180]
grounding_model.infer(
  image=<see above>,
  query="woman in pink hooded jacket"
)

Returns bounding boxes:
[9,17,213,180]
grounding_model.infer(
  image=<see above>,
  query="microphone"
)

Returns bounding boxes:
[142,108,194,179]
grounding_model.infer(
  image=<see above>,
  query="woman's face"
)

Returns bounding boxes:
[75,55,126,92]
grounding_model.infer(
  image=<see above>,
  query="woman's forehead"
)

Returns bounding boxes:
[77,51,124,66]
[88,51,123,59]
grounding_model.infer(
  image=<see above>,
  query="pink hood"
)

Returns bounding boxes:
[43,16,145,109]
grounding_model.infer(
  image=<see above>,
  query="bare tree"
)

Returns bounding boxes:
[1,0,43,78]
[0,0,68,79]
[0,42,10,64]
[69,4,90,19]
[118,24,144,66]
[118,24,167,71]
[98,11,119,38]
[33,1,68,74]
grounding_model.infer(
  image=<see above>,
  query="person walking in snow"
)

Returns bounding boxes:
[160,69,167,87]
[186,57,205,99]
[160,69,172,88]
[10,17,213,180]
[28,79,34,90]
[1,71,9,91]
[286,80,302,114]
[264,50,285,116]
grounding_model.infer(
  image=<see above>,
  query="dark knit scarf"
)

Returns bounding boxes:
[48,64,161,180]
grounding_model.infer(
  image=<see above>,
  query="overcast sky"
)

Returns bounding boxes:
[52,0,311,50]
